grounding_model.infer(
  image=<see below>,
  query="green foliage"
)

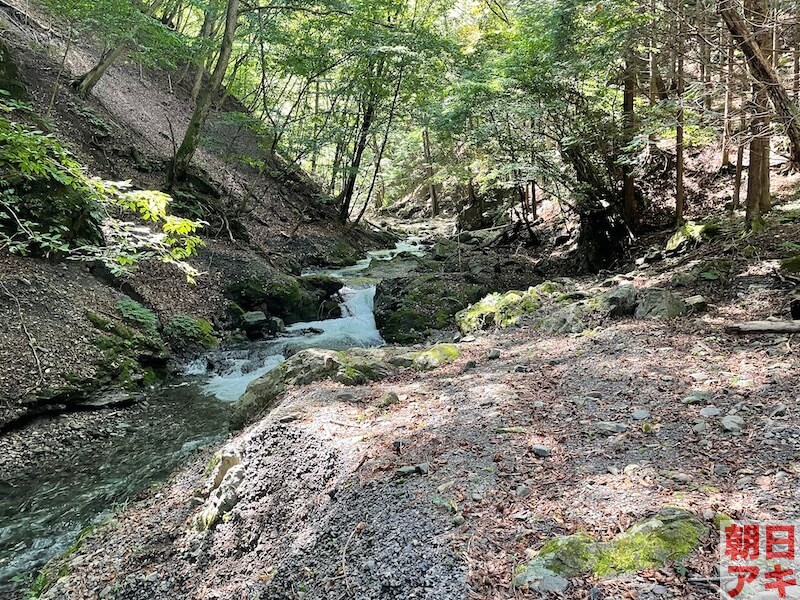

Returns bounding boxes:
[116,298,159,335]
[163,314,216,351]
[0,99,204,279]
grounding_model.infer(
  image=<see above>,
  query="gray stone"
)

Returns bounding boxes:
[241,310,267,326]
[699,406,721,417]
[397,465,418,477]
[770,403,788,417]
[685,295,708,313]
[595,421,628,435]
[487,348,501,359]
[597,284,638,317]
[634,288,687,319]
[682,391,711,405]
[452,514,465,526]
[536,575,569,593]
[721,415,745,433]
[516,485,533,497]
[632,409,650,420]
[693,421,707,434]
[377,391,399,408]
[532,444,551,457]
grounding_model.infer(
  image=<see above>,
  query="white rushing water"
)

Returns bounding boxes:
[193,238,426,402]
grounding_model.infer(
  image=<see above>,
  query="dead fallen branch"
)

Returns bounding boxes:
[725,321,800,333]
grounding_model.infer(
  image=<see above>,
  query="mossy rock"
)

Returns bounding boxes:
[375,274,487,343]
[514,508,705,589]
[412,344,460,370]
[163,314,216,352]
[593,507,705,575]
[666,221,721,253]
[781,254,800,273]
[116,298,159,335]
[226,274,340,324]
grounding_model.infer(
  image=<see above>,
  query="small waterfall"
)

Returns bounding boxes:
[193,238,426,402]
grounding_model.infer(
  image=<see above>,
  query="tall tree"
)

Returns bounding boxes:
[169,0,239,184]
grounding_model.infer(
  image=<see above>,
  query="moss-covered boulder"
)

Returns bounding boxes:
[634,288,687,319]
[375,274,488,343]
[411,344,460,370]
[456,287,541,334]
[513,508,705,589]
[665,221,721,253]
[781,254,800,273]
[226,273,343,324]
[163,314,216,352]
[230,345,460,428]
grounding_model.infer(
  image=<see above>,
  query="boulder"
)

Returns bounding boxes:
[596,284,637,317]
[514,508,705,588]
[412,344,460,370]
[634,288,686,319]
[685,295,708,313]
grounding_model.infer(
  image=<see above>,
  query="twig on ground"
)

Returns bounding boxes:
[0,279,44,384]
[341,521,365,592]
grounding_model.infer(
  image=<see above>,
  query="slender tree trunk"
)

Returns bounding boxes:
[338,97,376,224]
[676,0,686,225]
[75,0,164,98]
[733,112,746,210]
[47,27,72,117]
[742,0,771,226]
[169,0,239,185]
[622,61,638,229]
[190,7,217,102]
[422,127,439,217]
[720,0,800,168]
[721,43,734,167]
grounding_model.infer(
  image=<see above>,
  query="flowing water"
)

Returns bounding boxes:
[0,239,425,594]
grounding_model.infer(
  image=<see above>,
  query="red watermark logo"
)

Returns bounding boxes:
[721,521,800,598]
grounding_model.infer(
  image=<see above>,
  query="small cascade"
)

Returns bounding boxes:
[192,238,426,402]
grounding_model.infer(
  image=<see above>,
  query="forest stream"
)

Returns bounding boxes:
[0,239,425,593]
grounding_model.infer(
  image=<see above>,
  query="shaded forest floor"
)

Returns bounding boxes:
[34,207,800,600]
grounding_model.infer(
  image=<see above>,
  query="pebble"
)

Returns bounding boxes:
[585,391,603,399]
[770,403,788,417]
[531,444,551,457]
[699,406,721,418]
[683,391,711,405]
[652,584,669,595]
[516,485,533,497]
[514,365,527,372]
[632,409,650,421]
[452,514,465,526]
[693,420,707,434]
[487,348,501,360]
[471,493,483,502]
[462,360,477,371]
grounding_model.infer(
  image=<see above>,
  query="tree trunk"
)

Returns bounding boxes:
[720,0,800,168]
[338,96,377,224]
[721,43,734,167]
[190,6,217,102]
[170,0,239,185]
[75,0,164,98]
[733,112,745,210]
[422,127,439,217]
[676,0,686,225]
[622,62,638,229]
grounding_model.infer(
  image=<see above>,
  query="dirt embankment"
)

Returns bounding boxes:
[0,0,391,419]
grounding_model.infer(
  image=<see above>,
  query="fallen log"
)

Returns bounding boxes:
[726,321,800,333]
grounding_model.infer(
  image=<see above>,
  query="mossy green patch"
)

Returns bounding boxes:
[412,344,460,370]
[781,255,800,273]
[163,314,216,352]
[666,220,721,252]
[514,508,705,588]
[116,298,158,335]
[456,286,543,334]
